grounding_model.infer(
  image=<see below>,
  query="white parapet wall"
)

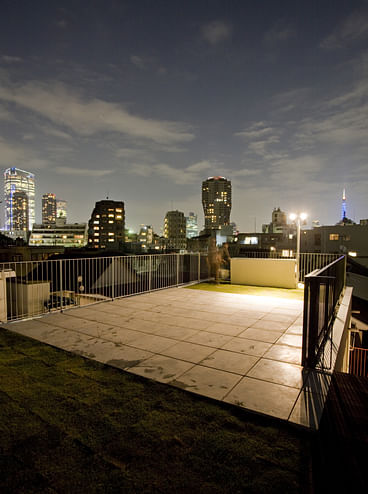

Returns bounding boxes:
[230,258,298,289]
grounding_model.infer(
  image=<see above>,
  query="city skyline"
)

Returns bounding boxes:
[0,1,367,232]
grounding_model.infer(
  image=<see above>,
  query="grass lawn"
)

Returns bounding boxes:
[186,282,304,301]
[0,327,312,493]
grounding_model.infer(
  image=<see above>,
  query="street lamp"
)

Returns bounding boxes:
[289,212,307,284]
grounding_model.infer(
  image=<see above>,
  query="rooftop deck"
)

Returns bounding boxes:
[2,283,331,429]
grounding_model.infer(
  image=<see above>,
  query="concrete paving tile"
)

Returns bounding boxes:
[162,341,215,363]
[79,339,154,365]
[121,318,161,334]
[277,334,303,348]
[260,313,297,323]
[172,365,242,400]
[303,370,332,397]
[222,337,272,357]
[263,344,302,365]
[128,355,194,383]
[251,319,291,331]
[166,315,213,331]
[128,333,177,353]
[247,359,304,388]
[200,350,259,375]
[149,324,199,340]
[226,315,260,327]
[185,331,233,348]
[99,326,144,345]
[204,322,246,336]
[238,327,283,344]
[288,389,325,429]
[285,325,303,335]
[224,377,300,420]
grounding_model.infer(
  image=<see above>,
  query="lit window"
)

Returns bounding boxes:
[108,238,114,242]
[93,226,99,230]
[243,237,258,245]
[115,208,122,213]
[108,232,114,236]
[348,251,357,257]
[93,220,99,224]
[329,234,339,241]
[94,232,99,236]
[108,214,114,218]
[108,208,114,211]
[116,215,122,219]
[96,215,100,218]
[108,220,114,224]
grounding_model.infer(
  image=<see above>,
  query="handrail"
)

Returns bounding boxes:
[302,255,346,368]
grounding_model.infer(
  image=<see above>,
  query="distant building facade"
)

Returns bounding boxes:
[56,199,67,225]
[202,176,231,232]
[29,223,88,247]
[301,222,368,258]
[138,225,153,251]
[42,193,57,226]
[88,200,125,249]
[186,212,199,239]
[164,210,186,250]
[4,167,35,233]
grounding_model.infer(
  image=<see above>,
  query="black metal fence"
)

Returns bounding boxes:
[302,255,346,368]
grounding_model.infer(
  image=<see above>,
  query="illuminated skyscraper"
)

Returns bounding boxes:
[4,167,35,232]
[42,193,57,226]
[186,212,199,238]
[88,200,125,249]
[202,176,231,232]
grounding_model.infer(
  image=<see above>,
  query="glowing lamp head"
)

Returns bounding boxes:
[300,213,307,221]
[289,213,297,221]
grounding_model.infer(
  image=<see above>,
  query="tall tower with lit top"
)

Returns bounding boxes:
[341,189,347,222]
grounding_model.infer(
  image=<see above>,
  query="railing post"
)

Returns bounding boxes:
[59,259,63,313]
[176,254,180,286]
[198,252,201,282]
[148,255,152,291]
[111,256,115,300]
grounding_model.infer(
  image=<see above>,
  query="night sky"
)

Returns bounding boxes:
[0,0,367,233]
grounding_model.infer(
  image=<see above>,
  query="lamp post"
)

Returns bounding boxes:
[289,212,307,285]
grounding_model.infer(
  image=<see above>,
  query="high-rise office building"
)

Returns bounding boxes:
[164,210,186,250]
[186,212,199,239]
[56,199,67,225]
[88,200,125,249]
[4,167,35,232]
[42,193,57,226]
[202,176,231,232]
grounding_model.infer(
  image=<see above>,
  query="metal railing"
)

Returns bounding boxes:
[0,253,209,322]
[302,255,346,369]
[236,252,340,282]
[349,347,368,377]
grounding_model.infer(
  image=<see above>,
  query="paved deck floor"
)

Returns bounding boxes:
[2,286,326,428]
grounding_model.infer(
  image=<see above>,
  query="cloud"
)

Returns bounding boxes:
[321,10,368,49]
[0,80,194,144]
[201,20,232,45]
[0,137,48,169]
[126,159,220,185]
[54,166,114,177]
[130,55,167,75]
[1,55,23,63]
[264,21,296,44]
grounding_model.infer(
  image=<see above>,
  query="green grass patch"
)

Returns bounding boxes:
[0,327,311,493]
[186,282,304,300]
